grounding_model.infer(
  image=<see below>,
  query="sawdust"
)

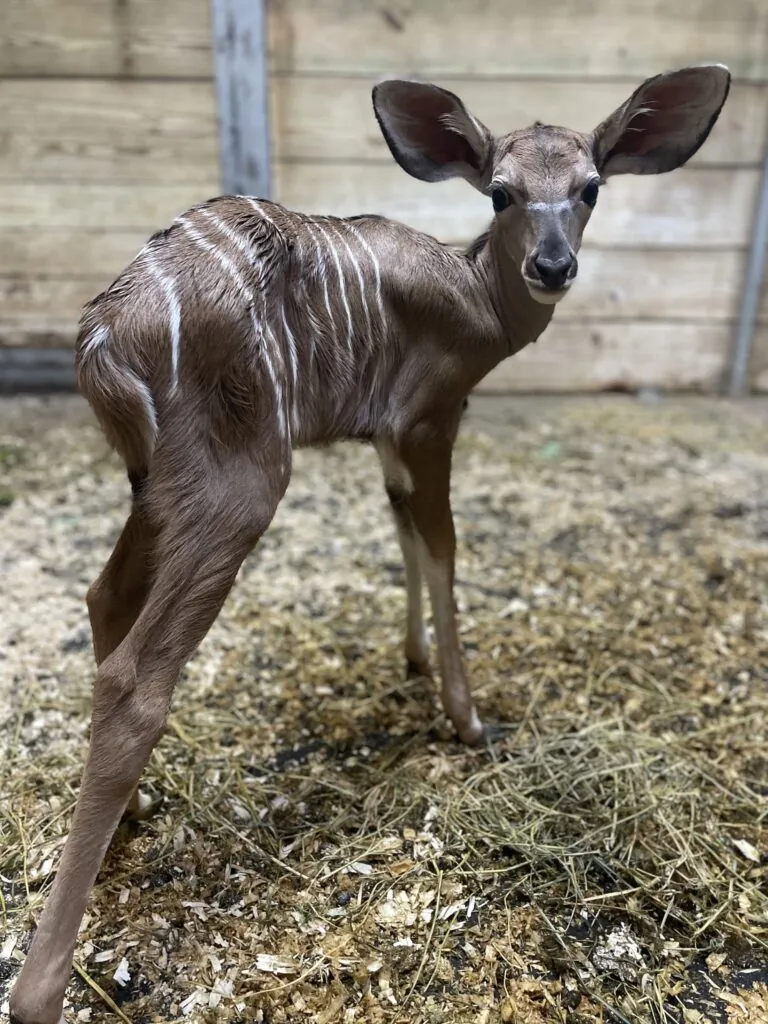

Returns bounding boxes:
[0,394,766,1024]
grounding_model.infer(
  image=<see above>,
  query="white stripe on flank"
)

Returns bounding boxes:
[199,209,262,278]
[131,371,159,440]
[80,323,110,358]
[179,217,249,294]
[290,231,317,379]
[80,323,157,441]
[251,308,289,440]
[243,197,277,233]
[178,215,288,439]
[280,306,300,436]
[312,221,354,355]
[143,250,181,391]
[303,220,338,350]
[345,222,385,325]
[231,201,300,438]
[200,206,298,436]
[325,222,373,345]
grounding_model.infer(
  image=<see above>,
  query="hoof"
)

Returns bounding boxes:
[9,1005,66,1024]
[406,658,432,680]
[122,789,162,823]
[456,708,485,746]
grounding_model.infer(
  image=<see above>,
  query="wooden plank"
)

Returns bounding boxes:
[0,80,220,185]
[0,249,753,323]
[0,230,150,279]
[0,277,102,324]
[266,0,768,81]
[271,78,768,168]
[0,79,762,186]
[0,318,76,349]
[125,0,214,78]
[2,0,767,80]
[476,322,740,392]
[566,249,746,321]
[0,169,757,249]
[0,185,208,231]
[0,0,212,79]
[211,0,272,197]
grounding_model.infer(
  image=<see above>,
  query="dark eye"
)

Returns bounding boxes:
[581,180,600,208]
[491,187,511,213]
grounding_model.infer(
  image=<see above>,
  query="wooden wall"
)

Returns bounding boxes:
[1,0,767,391]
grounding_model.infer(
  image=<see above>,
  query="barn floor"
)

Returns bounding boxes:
[0,393,767,1024]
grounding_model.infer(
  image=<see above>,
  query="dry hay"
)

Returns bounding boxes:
[0,394,767,1024]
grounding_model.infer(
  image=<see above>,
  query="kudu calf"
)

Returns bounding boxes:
[11,65,729,1024]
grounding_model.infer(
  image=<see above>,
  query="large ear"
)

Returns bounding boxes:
[591,65,731,177]
[372,79,493,189]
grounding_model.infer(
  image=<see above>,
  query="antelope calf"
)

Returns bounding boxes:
[11,65,729,1024]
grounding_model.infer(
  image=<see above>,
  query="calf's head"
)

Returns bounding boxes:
[373,66,730,304]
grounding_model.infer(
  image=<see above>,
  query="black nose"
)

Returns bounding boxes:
[533,253,576,291]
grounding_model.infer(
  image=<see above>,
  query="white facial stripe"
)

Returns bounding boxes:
[525,199,575,212]
[143,250,181,391]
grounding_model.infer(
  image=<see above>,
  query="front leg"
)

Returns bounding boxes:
[378,441,432,677]
[380,431,483,745]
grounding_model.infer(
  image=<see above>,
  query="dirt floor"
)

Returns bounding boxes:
[0,393,767,1024]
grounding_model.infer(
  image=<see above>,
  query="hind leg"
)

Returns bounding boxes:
[87,502,155,666]
[10,445,289,1024]
[86,496,159,819]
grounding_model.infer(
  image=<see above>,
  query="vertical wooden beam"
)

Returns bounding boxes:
[728,130,768,395]
[209,0,272,198]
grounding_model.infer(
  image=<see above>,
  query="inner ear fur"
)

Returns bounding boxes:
[372,79,494,189]
[591,64,731,177]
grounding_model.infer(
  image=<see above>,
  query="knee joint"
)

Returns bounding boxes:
[93,657,167,747]
[86,578,107,618]
[386,484,413,532]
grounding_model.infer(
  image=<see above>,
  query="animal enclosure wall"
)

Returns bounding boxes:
[1,0,767,392]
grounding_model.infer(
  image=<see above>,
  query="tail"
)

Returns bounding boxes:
[75,320,158,475]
